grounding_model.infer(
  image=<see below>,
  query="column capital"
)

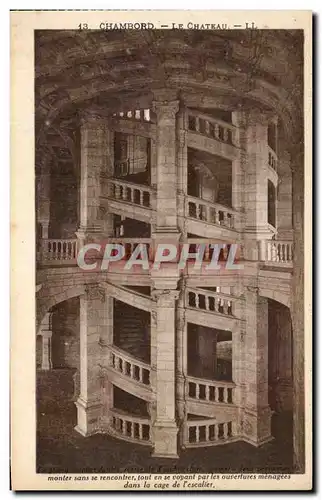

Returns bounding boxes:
[40,330,52,340]
[152,98,179,121]
[152,289,180,306]
[78,109,108,129]
[245,108,272,127]
[85,284,106,303]
[40,310,53,331]
[245,285,259,295]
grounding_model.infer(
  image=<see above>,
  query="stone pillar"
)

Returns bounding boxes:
[231,285,246,436]
[152,91,180,232]
[291,148,305,472]
[232,111,246,233]
[39,311,53,370]
[275,305,293,412]
[150,135,157,190]
[75,284,106,437]
[176,282,188,448]
[243,110,275,260]
[100,294,114,430]
[76,112,111,247]
[277,150,293,240]
[151,287,180,458]
[150,308,157,395]
[102,127,114,238]
[176,106,188,236]
[242,287,272,446]
[37,150,52,239]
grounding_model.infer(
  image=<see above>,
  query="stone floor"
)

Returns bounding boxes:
[37,397,294,474]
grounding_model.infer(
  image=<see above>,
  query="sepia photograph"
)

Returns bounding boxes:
[10,10,312,490]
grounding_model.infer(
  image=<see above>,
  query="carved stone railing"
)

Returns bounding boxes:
[113,108,151,123]
[109,345,151,386]
[188,109,236,146]
[107,238,153,260]
[184,418,237,447]
[268,146,278,172]
[262,240,294,264]
[39,239,78,262]
[108,178,155,208]
[109,408,151,445]
[186,375,235,405]
[186,287,239,317]
[186,195,238,230]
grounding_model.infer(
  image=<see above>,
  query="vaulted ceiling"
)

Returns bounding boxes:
[35,29,304,163]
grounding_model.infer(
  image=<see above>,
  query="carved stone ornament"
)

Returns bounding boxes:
[85,284,105,302]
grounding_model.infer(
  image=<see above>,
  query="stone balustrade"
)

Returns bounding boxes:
[186,195,237,229]
[109,178,154,208]
[264,240,294,263]
[186,287,237,317]
[110,408,151,444]
[109,345,151,386]
[268,146,278,172]
[188,110,236,146]
[112,108,151,122]
[184,418,236,446]
[186,375,235,404]
[186,239,234,262]
[107,238,153,260]
[40,239,78,262]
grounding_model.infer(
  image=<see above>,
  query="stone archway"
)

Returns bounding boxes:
[37,283,86,332]
[267,298,293,449]
[259,287,291,309]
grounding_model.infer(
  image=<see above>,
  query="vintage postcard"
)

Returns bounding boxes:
[11,10,312,491]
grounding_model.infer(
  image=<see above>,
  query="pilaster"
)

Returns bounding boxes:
[176,280,188,448]
[76,112,112,247]
[241,287,273,446]
[39,311,53,370]
[75,284,107,437]
[243,110,275,260]
[176,106,188,236]
[152,91,180,232]
[37,150,52,239]
[151,287,180,458]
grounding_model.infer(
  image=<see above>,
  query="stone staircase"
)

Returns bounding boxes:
[113,299,150,363]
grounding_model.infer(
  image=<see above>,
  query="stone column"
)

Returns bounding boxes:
[291,148,305,472]
[243,110,275,260]
[152,91,180,232]
[39,311,53,370]
[76,112,112,247]
[176,106,188,236]
[75,284,107,437]
[176,281,188,448]
[151,287,180,458]
[275,305,293,412]
[102,127,114,238]
[232,111,246,234]
[231,284,246,436]
[100,294,114,430]
[277,150,293,240]
[37,150,52,239]
[242,287,272,446]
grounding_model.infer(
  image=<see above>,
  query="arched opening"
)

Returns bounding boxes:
[267,298,293,445]
[187,322,232,381]
[268,179,276,228]
[113,299,151,364]
[37,297,80,433]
